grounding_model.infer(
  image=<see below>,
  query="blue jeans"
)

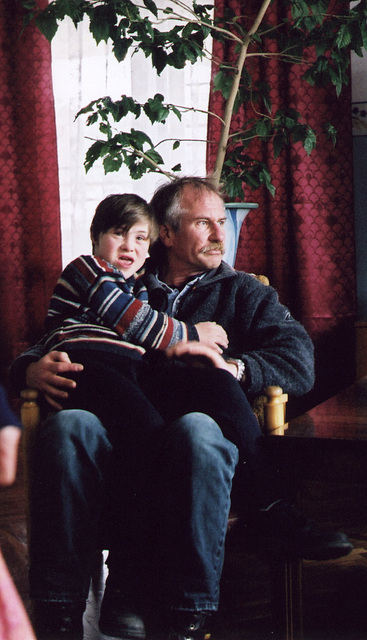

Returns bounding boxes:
[28,409,239,612]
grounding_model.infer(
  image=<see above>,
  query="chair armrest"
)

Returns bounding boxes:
[20,389,40,431]
[263,386,288,435]
[20,388,41,466]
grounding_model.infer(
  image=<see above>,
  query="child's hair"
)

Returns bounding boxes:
[90,194,159,248]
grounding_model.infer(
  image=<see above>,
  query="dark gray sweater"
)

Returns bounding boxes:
[141,262,314,397]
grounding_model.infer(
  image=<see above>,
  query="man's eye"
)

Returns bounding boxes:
[219,219,227,226]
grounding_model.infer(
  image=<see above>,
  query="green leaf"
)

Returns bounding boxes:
[84,140,105,173]
[182,23,194,38]
[113,38,133,62]
[144,149,164,165]
[35,8,58,41]
[103,154,123,174]
[89,5,117,44]
[86,113,99,126]
[171,106,182,121]
[143,94,169,124]
[173,140,180,150]
[323,122,337,146]
[291,0,310,21]
[130,128,155,149]
[335,24,352,49]
[143,0,158,18]
[213,70,234,100]
[99,122,112,139]
[259,168,275,197]
[152,47,168,75]
[255,119,271,138]
[302,128,317,155]
[171,163,181,172]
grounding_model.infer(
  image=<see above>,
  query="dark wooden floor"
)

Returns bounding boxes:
[2,451,367,640]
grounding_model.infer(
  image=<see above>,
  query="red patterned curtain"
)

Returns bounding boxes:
[207,0,357,411]
[0,0,62,387]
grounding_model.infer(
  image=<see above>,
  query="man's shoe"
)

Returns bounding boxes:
[254,499,353,560]
[168,611,211,640]
[32,600,84,640]
[99,584,145,639]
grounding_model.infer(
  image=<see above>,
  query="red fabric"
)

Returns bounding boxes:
[207,0,357,409]
[0,0,62,386]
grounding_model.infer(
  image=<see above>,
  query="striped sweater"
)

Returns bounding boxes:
[43,255,198,355]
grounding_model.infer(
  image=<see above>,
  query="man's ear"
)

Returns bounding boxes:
[159,224,174,247]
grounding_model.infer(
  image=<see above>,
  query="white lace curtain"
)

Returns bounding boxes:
[51,16,211,265]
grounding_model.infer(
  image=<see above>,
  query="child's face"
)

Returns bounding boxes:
[94,221,151,278]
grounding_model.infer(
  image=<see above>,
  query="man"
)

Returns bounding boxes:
[11,176,352,640]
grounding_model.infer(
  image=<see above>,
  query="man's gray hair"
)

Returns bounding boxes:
[150,176,224,231]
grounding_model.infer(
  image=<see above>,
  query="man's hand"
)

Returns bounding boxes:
[165,341,238,378]
[194,322,228,352]
[0,426,21,486]
[26,351,84,410]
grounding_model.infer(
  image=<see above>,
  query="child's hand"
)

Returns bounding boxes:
[194,322,228,352]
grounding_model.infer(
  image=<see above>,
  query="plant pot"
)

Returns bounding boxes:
[224,202,259,267]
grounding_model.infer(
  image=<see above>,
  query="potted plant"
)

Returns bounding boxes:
[19,0,366,192]
[19,1,366,203]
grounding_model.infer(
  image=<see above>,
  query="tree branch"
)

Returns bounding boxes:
[212,0,272,188]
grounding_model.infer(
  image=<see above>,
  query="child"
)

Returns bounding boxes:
[41,193,262,459]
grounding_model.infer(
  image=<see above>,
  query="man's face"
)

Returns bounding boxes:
[161,186,227,278]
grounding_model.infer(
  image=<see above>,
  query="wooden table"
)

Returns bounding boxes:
[266,377,367,640]
[284,376,367,441]
[268,377,367,481]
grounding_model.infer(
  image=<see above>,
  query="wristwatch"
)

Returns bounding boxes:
[228,358,246,382]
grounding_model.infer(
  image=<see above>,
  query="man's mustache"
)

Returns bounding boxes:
[200,243,225,255]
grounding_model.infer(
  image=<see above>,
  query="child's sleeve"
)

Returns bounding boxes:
[49,255,199,350]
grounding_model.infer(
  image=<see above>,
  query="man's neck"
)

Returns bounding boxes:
[161,265,206,289]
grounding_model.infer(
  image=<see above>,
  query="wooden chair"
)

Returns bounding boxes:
[19,261,302,640]
[20,381,303,640]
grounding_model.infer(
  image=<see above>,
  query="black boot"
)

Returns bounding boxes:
[99,578,146,640]
[168,611,211,640]
[251,499,353,560]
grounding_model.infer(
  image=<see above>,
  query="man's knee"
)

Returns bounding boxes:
[169,412,239,468]
[38,409,111,454]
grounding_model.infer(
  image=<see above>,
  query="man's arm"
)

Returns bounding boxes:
[230,280,315,396]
